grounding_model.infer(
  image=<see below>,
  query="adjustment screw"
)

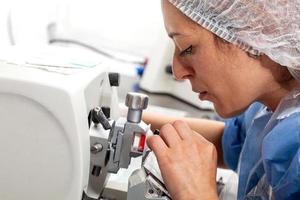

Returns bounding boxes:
[90,143,103,154]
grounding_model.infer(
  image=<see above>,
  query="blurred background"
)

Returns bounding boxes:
[1,0,163,57]
[0,0,215,117]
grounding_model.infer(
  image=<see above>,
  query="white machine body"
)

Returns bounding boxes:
[0,46,113,200]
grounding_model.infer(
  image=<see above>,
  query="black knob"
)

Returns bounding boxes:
[108,72,120,87]
[91,107,111,130]
[165,65,173,75]
[153,129,160,135]
[101,106,111,119]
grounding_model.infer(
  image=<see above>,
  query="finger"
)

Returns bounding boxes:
[147,135,168,158]
[192,130,211,145]
[159,123,182,147]
[172,120,192,140]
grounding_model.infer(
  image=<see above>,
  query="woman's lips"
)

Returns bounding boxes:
[199,91,209,100]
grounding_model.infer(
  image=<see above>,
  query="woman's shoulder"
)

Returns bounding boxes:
[261,91,300,198]
[262,111,300,191]
[263,111,300,156]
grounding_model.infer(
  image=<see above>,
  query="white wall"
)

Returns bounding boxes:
[9,0,58,45]
[0,1,12,45]
[54,0,165,57]
[0,0,167,58]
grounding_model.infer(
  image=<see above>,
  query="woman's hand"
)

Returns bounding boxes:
[147,120,218,200]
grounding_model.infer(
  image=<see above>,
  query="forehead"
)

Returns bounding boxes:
[161,0,198,35]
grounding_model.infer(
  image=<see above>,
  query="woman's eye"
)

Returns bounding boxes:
[179,45,193,57]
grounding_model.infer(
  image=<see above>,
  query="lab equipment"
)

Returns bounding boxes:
[85,92,169,200]
[0,46,169,200]
[168,0,300,80]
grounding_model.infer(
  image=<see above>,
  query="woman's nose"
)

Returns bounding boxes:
[172,56,194,81]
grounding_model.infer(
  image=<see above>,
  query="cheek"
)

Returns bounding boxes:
[191,47,258,117]
[192,52,223,77]
[193,65,225,93]
[205,82,239,116]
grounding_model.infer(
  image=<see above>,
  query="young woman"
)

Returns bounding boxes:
[145,1,300,199]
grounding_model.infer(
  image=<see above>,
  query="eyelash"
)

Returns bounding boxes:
[179,45,193,57]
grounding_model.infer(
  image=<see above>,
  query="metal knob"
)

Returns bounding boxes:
[125,92,149,110]
[90,143,103,154]
[125,92,149,123]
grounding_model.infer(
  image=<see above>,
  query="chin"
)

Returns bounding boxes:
[214,104,248,119]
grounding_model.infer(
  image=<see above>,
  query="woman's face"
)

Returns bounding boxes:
[162,0,274,117]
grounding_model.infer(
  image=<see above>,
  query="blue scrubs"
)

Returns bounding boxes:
[222,101,300,199]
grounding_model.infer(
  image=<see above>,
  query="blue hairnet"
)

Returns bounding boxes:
[168,0,300,79]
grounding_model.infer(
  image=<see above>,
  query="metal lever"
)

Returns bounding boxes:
[125,92,149,123]
[91,107,111,130]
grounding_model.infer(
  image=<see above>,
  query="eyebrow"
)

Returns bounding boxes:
[168,32,182,38]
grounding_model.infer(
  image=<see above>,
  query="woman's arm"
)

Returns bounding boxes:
[143,112,226,168]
